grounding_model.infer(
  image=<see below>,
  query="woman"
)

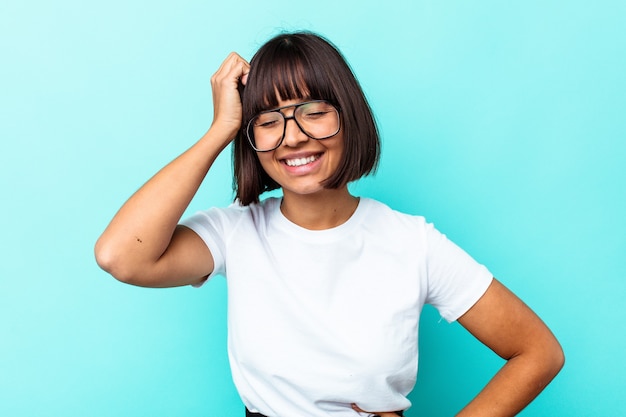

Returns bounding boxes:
[95,32,564,417]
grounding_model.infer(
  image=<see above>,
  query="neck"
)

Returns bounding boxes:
[280,187,359,230]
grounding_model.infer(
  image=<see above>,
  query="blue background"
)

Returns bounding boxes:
[1,1,624,416]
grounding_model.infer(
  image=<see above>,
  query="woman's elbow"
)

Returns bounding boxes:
[532,333,565,385]
[546,337,565,377]
[94,238,140,285]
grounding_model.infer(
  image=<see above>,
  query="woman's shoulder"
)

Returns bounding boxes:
[360,197,428,225]
[357,198,432,240]
[207,196,280,214]
[182,197,281,229]
[233,197,282,223]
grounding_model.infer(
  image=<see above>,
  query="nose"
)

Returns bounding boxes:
[282,115,309,147]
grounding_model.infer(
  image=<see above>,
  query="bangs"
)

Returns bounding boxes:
[243,37,337,120]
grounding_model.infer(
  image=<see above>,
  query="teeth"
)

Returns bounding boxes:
[285,155,318,167]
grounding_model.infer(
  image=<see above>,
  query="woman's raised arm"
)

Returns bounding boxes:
[94,52,250,288]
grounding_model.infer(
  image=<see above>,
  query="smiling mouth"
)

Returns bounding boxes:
[283,153,321,167]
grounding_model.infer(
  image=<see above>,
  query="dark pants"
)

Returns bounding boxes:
[246,408,404,416]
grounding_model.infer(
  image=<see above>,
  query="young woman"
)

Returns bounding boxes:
[95,32,564,417]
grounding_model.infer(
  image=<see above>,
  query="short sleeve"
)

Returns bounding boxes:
[424,222,493,322]
[180,206,238,283]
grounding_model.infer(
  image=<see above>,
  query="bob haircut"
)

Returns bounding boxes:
[233,31,380,205]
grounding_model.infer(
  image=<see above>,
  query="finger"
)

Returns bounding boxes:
[215,52,244,74]
[351,403,400,417]
[216,53,249,81]
[351,403,365,413]
[241,69,249,86]
[235,58,250,86]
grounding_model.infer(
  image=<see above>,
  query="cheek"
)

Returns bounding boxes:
[329,136,345,163]
[256,153,280,179]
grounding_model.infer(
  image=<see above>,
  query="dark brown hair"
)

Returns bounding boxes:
[233,31,380,205]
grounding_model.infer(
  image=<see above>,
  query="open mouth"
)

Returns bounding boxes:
[283,153,322,167]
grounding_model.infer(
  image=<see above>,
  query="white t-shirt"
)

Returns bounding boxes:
[181,197,492,417]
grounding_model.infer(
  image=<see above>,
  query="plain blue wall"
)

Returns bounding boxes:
[1,1,624,416]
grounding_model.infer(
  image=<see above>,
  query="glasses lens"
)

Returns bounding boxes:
[249,111,284,151]
[295,101,340,139]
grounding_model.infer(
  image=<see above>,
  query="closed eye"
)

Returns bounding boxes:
[256,119,280,128]
[302,111,330,119]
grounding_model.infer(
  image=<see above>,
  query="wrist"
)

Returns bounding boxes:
[202,123,238,149]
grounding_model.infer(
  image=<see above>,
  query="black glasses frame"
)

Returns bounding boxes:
[245,100,341,152]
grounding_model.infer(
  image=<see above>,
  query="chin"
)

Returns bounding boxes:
[282,183,326,197]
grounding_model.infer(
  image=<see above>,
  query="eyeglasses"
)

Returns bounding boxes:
[245,100,341,152]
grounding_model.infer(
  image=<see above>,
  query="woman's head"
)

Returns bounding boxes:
[233,31,380,205]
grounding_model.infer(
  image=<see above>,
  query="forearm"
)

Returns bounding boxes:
[456,279,565,416]
[456,346,564,416]
[94,127,230,280]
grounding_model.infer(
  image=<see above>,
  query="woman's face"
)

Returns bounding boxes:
[255,97,344,198]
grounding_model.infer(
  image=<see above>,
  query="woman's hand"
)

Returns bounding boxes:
[351,403,402,417]
[209,52,250,144]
